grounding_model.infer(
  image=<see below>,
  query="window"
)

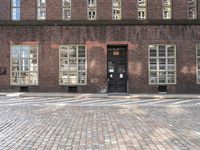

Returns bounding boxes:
[112,0,121,20]
[62,0,71,20]
[11,0,20,21]
[87,0,97,20]
[149,45,176,84]
[37,0,46,20]
[188,0,197,19]
[196,45,200,83]
[163,0,172,19]
[10,45,38,85]
[59,45,87,85]
[138,0,147,20]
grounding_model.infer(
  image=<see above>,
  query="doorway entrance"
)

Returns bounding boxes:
[107,46,128,93]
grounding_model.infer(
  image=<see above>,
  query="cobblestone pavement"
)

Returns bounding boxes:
[0,96,200,150]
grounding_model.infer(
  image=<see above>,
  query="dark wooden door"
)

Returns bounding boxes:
[107,46,127,93]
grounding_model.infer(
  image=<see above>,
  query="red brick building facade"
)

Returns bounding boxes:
[0,0,200,93]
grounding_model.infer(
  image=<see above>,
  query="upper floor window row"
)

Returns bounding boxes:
[10,0,198,21]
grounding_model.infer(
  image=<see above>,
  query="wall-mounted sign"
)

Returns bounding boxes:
[0,67,6,75]
[113,51,120,56]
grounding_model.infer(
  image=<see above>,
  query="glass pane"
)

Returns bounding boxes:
[197,49,200,57]
[78,59,85,70]
[11,46,20,58]
[21,59,29,71]
[88,0,96,6]
[20,72,29,84]
[167,65,175,70]
[167,46,175,57]
[11,79,20,85]
[30,59,38,71]
[159,58,166,65]
[38,8,46,20]
[29,72,38,84]
[21,46,29,58]
[60,59,68,71]
[159,45,166,57]
[69,72,77,84]
[150,49,157,57]
[150,58,157,64]
[113,0,121,7]
[150,71,157,77]
[150,65,157,70]
[38,0,46,7]
[63,0,71,7]
[78,46,85,57]
[168,58,175,64]
[12,8,20,20]
[13,0,20,7]
[113,8,121,19]
[63,8,71,20]
[108,61,114,73]
[138,0,146,6]
[60,72,69,84]
[12,59,19,71]
[78,72,86,84]
[69,46,77,57]
[30,46,37,58]
[60,46,68,57]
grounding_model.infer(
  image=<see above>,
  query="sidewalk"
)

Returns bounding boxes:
[1,92,200,99]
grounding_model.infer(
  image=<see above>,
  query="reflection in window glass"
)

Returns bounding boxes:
[163,0,172,19]
[10,45,38,85]
[88,0,96,20]
[149,44,176,84]
[188,0,197,19]
[138,0,147,20]
[62,0,71,20]
[112,0,121,20]
[12,0,20,20]
[59,45,87,85]
[37,0,46,20]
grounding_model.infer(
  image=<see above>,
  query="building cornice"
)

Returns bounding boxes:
[1,20,200,26]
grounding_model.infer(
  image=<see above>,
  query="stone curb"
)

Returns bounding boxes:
[0,93,198,99]
[1,92,200,99]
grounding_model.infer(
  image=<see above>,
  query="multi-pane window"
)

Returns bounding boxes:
[196,45,200,83]
[138,0,147,20]
[11,0,20,21]
[59,45,87,85]
[62,0,71,20]
[37,0,46,20]
[163,0,172,19]
[149,45,176,84]
[10,46,38,85]
[87,0,97,20]
[188,0,197,19]
[112,0,121,20]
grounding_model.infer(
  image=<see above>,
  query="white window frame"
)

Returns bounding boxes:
[37,0,46,20]
[62,0,71,20]
[148,44,177,85]
[112,0,122,20]
[188,0,197,19]
[163,0,172,19]
[59,45,87,85]
[10,45,39,86]
[87,0,97,20]
[196,44,200,84]
[11,0,21,21]
[138,0,147,20]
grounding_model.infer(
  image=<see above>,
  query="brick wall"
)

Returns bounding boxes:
[0,25,200,93]
[0,0,196,20]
